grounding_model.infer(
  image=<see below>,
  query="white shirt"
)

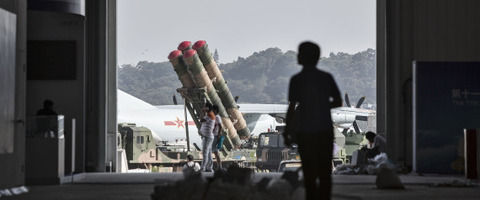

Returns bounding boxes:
[183,161,201,172]
[213,115,222,136]
[200,115,215,138]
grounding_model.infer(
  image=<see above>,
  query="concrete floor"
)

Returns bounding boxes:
[57,172,474,184]
[3,173,479,200]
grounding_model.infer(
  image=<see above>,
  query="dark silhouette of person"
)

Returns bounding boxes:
[35,99,58,137]
[36,99,58,116]
[284,41,342,200]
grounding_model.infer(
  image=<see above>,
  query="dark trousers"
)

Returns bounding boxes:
[297,132,333,200]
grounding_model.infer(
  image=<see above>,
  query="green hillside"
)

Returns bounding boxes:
[118,48,376,106]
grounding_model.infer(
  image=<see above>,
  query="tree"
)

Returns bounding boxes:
[118,48,377,105]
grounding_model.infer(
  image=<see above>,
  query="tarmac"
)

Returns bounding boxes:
[3,173,479,200]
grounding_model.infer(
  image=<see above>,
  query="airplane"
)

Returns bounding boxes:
[229,94,376,135]
[234,94,376,135]
[331,94,376,135]
[117,90,283,146]
[117,90,375,146]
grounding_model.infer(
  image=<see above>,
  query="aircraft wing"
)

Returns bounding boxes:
[156,104,288,114]
[237,104,288,114]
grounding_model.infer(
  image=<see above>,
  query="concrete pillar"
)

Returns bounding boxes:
[105,0,117,172]
[85,0,116,172]
[0,0,27,188]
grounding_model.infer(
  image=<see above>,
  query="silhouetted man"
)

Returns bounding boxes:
[36,99,58,116]
[285,42,342,200]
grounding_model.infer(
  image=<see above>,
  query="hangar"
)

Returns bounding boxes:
[0,0,479,199]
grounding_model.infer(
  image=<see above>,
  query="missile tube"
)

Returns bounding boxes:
[177,41,192,52]
[193,40,251,139]
[168,50,233,149]
[168,50,195,88]
[183,49,241,147]
[168,50,205,130]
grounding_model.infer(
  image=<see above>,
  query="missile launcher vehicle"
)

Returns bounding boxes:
[118,123,256,171]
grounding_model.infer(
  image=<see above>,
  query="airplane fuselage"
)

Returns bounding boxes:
[118,90,375,145]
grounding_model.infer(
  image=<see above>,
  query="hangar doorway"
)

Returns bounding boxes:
[115,0,376,173]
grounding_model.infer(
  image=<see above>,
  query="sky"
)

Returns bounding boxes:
[117,0,376,65]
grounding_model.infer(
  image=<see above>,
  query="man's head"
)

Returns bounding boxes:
[186,154,194,162]
[365,131,376,144]
[203,102,213,113]
[297,41,321,67]
[43,99,54,109]
[212,105,219,115]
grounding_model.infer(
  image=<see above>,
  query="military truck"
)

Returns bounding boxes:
[118,123,257,172]
[255,132,299,172]
[255,129,348,172]
[118,123,202,171]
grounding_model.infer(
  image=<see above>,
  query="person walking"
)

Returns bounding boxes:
[284,41,342,200]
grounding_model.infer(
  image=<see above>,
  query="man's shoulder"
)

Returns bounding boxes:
[290,71,311,83]
[316,70,338,85]
[290,72,302,81]
[295,68,332,77]
[316,69,333,78]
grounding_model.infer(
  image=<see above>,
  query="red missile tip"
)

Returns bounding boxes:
[193,40,207,50]
[168,50,182,60]
[183,49,197,58]
[177,41,192,51]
